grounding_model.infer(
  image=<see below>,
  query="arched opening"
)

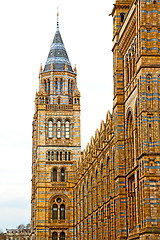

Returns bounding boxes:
[55,79,58,92]
[101,164,104,202]
[52,204,58,220]
[60,204,65,220]
[53,169,57,182]
[65,121,70,139]
[60,232,65,240]
[57,121,61,138]
[127,112,134,168]
[48,120,53,138]
[61,169,65,182]
[60,79,63,93]
[52,232,58,240]
[95,170,98,207]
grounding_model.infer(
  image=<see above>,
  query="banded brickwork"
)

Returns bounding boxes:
[32,1,160,239]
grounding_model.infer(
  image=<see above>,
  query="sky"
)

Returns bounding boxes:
[0,0,114,232]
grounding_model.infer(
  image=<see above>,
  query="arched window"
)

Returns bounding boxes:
[53,169,57,182]
[101,164,104,202]
[65,152,67,161]
[60,79,63,93]
[71,81,73,93]
[127,112,134,168]
[96,170,98,206]
[65,121,70,139]
[60,152,62,161]
[57,121,61,138]
[52,232,58,240]
[61,169,65,182]
[60,204,65,219]
[68,152,71,161]
[60,232,65,240]
[55,79,58,92]
[44,80,47,92]
[51,151,54,161]
[56,152,59,161]
[48,121,53,138]
[58,98,60,105]
[48,151,50,161]
[52,204,58,219]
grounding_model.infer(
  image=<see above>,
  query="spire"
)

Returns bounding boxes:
[44,11,73,73]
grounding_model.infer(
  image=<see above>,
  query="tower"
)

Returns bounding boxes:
[31,15,81,240]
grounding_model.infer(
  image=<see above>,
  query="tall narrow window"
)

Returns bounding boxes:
[58,98,60,105]
[68,80,70,94]
[57,121,61,138]
[65,152,67,161]
[44,80,47,92]
[48,151,50,161]
[60,79,63,93]
[51,151,54,161]
[60,152,62,161]
[68,152,71,161]
[60,232,65,240]
[48,121,53,138]
[56,152,59,161]
[65,121,70,139]
[48,81,50,94]
[52,232,58,240]
[61,169,65,182]
[60,204,65,219]
[71,81,73,93]
[53,169,57,182]
[52,204,58,219]
[55,79,58,92]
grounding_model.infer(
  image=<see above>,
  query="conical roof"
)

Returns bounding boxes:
[44,27,73,72]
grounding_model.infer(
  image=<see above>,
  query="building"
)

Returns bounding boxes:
[6,229,31,240]
[31,15,81,240]
[31,0,160,239]
[0,233,6,240]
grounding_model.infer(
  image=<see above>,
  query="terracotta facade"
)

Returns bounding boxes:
[31,0,160,239]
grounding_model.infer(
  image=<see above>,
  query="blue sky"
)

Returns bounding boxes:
[0,0,114,231]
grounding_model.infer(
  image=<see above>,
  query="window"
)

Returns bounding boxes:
[60,232,65,240]
[44,80,47,92]
[48,151,50,161]
[60,152,62,161]
[58,98,60,104]
[60,204,65,219]
[52,232,58,240]
[120,12,125,23]
[55,79,58,92]
[48,121,53,138]
[65,152,67,161]
[68,152,71,161]
[60,79,63,93]
[51,151,54,161]
[57,152,59,161]
[52,204,58,219]
[53,169,57,182]
[57,121,61,138]
[61,169,65,182]
[65,121,70,138]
